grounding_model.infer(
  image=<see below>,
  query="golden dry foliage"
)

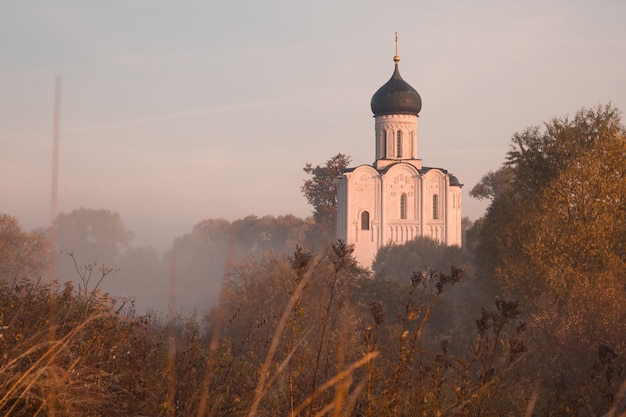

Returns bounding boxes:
[0,214,48,282]
[481,104,626,300]
[473,104,626,415]
[0,278,168,417]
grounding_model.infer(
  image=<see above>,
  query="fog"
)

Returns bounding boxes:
[38,209,312,314]
[3,1,625,313]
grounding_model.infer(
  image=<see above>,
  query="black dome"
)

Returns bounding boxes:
[371,63,422,116]
[449,175,462,187]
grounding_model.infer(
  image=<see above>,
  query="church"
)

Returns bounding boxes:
[336,41,463,268]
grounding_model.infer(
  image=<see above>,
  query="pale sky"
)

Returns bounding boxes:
[2,0,626,251]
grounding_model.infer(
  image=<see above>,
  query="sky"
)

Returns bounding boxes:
[2,0,626,252]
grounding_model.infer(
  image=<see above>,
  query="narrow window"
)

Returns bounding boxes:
[400,193,407,219]
[396,130,402,158]
[361,211,370,230]
[381,130,387,158]
[432,194,439,220]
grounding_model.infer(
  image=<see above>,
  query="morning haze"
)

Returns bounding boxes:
[2,1,625,313]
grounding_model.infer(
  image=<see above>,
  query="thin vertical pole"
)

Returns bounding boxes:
[166,256,177,417]
[49,75,61,285]
[48,74,61,417]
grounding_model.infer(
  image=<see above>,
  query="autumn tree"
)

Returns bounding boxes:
[472,104,626,414]
[476,104,626,298]
[469,166,515,202]
[0,213,48,282]
[302,153,351,246]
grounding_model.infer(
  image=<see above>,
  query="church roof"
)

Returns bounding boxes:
[449,175,462,187]
[341,163,463,187]
[370,61,422,116]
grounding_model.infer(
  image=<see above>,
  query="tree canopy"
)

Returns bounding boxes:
[469,166,514,202]
[475,104,626,300]
[167,214,308,310]
[0,213,48,282]
[472,104,626,405]
[54,208,133,266]
[301,153,351,245]
[372,236,472,282]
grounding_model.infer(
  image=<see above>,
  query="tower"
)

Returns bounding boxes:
[336,37,463,268]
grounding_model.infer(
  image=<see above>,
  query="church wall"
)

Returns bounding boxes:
[339,164,463,267]
[380,164,421,246]
[422,170,446,243]
[445,188,463,246]
[339,166,381,268]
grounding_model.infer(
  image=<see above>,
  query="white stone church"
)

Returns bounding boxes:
[336,48,463,268]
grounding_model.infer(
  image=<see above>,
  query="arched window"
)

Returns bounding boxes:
[361,211,370,230]
[400,193,407,219]
[396,130,402,158]
[432,194,439,220]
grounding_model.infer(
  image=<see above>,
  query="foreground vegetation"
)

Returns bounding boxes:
[1,242,531,417]
[2,241,625,416]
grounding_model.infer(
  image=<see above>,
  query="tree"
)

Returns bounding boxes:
[0,213,48,282]
[372,236,473,282]
[302,153,351,246]
[167,215,308,313]
[476,104,626,299]
[469,166,515,202]
[54,208,133,266]
[472,104,626,414]
[371,236,492,352]
[231,214,307,255]
[49,209,133,289]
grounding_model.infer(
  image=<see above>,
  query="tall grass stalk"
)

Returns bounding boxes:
[247,256,317,417]
[291,352,379,417]
[0,313,113,416]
